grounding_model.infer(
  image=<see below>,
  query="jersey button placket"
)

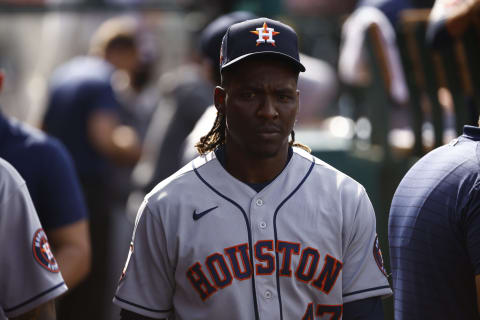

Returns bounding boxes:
[263,290,273,299]
[250,197,281,319]
[255,199,267,232]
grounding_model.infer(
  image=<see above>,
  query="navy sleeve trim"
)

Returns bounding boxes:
[4,282,65,313]
[343,285,391,298]
[114,295,173,313]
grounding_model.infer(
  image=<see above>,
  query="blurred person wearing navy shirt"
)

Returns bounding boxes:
[0,69,90,299]
[43,16,142,320]
[389,120,480,319]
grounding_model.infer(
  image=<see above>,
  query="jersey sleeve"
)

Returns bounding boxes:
[342,187,392,303]
[36,138,88,229]
[0,174,67,318]
[113,201,175,319]
[464,179,480,274]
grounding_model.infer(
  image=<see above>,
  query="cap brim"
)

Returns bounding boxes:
[221,51,306,72]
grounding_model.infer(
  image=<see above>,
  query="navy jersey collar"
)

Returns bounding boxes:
[462,125,480,141]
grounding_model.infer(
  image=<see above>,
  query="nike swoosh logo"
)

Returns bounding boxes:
[193,206,218,221]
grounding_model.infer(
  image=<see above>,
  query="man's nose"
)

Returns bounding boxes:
[257,94,279,119]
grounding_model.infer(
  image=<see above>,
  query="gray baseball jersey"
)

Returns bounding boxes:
[0,158,67,319]
[114,147,391,319]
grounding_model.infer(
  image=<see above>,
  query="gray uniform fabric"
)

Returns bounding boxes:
[0,158,67,319]
[114,148,391,319]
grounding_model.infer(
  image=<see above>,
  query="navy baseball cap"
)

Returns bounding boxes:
[220,17,306,72]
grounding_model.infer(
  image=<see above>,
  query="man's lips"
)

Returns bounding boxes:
[256,128,281,139]
[256,125,281,134]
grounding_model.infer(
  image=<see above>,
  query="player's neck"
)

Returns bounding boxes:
[223,144,290,184]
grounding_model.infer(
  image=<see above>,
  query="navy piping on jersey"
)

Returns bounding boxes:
[463,125,480,141]
[342,285,391,298]
[194,168,260,320]
[273,157,315,320]
[114,295,173,313]
[4,282,65,313]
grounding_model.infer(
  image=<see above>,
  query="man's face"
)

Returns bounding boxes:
[218,57,299,159]
[109,47,139,75]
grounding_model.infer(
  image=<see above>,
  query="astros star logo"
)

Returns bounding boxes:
[250,22,280,46]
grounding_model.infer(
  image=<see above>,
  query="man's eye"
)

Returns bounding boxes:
[278,94,293,102]
[240,92,256,99]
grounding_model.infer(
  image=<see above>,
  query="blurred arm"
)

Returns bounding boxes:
[88,110,141,166]
[47,219,91,288]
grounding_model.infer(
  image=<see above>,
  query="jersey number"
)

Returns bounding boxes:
[302,302,342,320]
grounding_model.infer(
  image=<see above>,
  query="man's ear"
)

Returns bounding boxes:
[214,86,226,113]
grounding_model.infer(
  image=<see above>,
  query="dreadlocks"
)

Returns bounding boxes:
[195,111,311,155]
[195,111,226,155]
[290,130,312,153]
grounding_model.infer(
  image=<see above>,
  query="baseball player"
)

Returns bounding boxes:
[114,18,391,320]
[0,157,67,319]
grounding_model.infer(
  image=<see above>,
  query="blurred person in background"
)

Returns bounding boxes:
[42,15,142,320]
[426,0,480,48]
[0,157,67,320]
[126,11,257,221]
[109,19,160,210]
[105,21,162,319]
[0,68,90,309]
[354,0,425,26]
[337,0,437,151]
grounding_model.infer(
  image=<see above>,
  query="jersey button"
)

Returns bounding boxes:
[259,221,267,229]
[264,290,272,299]
[256,199,264,206]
